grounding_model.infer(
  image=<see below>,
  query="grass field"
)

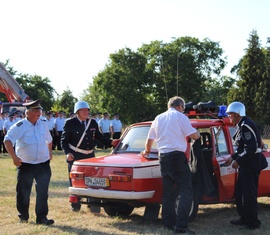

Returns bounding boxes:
[1,147,270,235]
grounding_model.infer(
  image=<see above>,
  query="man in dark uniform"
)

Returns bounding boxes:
[225,101,264,230]
[61,101,117,211]
[4,99,54,225]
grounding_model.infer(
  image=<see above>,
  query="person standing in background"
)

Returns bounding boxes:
[110,113,122,139]
[0,112,5,153]
[98,112,111,149]
[3,113,16,135]
[54,111,66,150]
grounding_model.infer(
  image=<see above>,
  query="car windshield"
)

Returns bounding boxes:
[115,126,157,153]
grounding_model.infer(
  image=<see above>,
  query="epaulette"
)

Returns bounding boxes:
[41,119,46,122]
[16,122,23,127]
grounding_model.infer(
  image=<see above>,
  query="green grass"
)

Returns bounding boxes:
[1,148,270,235]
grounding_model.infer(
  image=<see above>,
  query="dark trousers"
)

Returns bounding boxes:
[159,152,193,229]
[16,160,51,222]
[113,132,121,139]
[99,132,111,149]
[235,170,260,226]
[0,130,4,153]
[55,131,62,150]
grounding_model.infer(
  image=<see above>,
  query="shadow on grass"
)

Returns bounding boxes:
[38,224,115,235]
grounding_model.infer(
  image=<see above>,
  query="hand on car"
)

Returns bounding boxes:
[232,160,239,169]
[224,157,233,166]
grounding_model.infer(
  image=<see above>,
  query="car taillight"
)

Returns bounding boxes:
[69,195,79,203]
[70,172,84,179]
[108,173,131,182]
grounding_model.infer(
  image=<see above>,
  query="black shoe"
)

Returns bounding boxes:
[246,220,261,230]
[230,218,246,226]
[174,227,196,234]
[20,218,28,223]
[36,218,54,225]
[163,225,174,231]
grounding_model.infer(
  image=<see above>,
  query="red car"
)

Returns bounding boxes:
[69,103,270,221]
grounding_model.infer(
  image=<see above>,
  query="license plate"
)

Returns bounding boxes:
[85,177,110,187]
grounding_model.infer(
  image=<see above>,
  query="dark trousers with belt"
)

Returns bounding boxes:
[16,160,51,222]
[159,151,193,229]
[235,169,260,226]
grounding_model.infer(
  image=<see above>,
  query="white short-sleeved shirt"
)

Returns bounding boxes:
[110,119,122,132]
[3,119,16,132]
[4,118,52,164]
[46,118,55,131]
[148,108,197,153]
[98,119,110,133]
[54,117,65,131]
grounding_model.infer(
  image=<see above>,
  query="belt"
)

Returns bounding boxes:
[68,144,94,155]
[159,150,183,157]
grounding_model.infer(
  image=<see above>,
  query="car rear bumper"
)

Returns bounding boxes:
[69,187,155,199]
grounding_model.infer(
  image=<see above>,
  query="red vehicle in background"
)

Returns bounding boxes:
[0,62,29,114]
[69,102,270,221]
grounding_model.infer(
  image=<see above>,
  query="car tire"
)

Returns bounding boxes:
[71,203,81,212]
[104,203,134,217]
[174,188,199,223]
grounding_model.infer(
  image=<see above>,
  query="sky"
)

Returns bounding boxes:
[1,0,269,99]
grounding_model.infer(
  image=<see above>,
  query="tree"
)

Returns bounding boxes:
[229,30,266,121]
[53,88,78,114]
[139,37,227,106]
[16,74,56,111]
[85,48,155,124]
[84,37,227,124]
[204,76,236,105]
[256,38,270,123]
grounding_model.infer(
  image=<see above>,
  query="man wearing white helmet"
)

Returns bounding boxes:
[61,101,117,211]
[225,101,266,230]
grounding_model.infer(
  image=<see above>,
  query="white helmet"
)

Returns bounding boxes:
[74,101,90,113]
[226,101,246,116]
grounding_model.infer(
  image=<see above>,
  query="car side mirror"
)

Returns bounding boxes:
[263,144,268,151]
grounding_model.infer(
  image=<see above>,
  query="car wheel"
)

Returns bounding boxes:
[174,189,199,223]
[71,203,81,212]
[104,203,134,217]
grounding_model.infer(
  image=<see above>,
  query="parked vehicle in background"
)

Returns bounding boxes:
[69,102,270,222]
[0,62,29,114]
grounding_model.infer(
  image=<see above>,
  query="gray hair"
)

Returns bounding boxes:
[167,96,185,109]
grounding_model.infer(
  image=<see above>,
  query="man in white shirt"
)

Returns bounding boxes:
[110,113,122,139]
[54,111,66,150]
[98,113,111,149]
[141,96,200,234]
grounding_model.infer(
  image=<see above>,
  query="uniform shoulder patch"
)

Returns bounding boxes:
[244,131,252,140]
[16,122,23,127]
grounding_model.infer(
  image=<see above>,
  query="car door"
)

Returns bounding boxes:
[211,126,237,201]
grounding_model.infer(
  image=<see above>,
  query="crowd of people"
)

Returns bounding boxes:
[2,98,266,234]
[0,107,122,153]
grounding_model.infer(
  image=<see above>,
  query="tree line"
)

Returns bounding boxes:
[2,30,270,125]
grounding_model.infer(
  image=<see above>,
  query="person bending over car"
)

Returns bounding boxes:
[141,96,200,234]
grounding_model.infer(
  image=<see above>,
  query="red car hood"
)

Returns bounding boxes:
[73,152,159,168]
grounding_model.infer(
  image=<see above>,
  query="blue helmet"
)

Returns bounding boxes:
[74,101,90,113]
[226,101,246,116]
